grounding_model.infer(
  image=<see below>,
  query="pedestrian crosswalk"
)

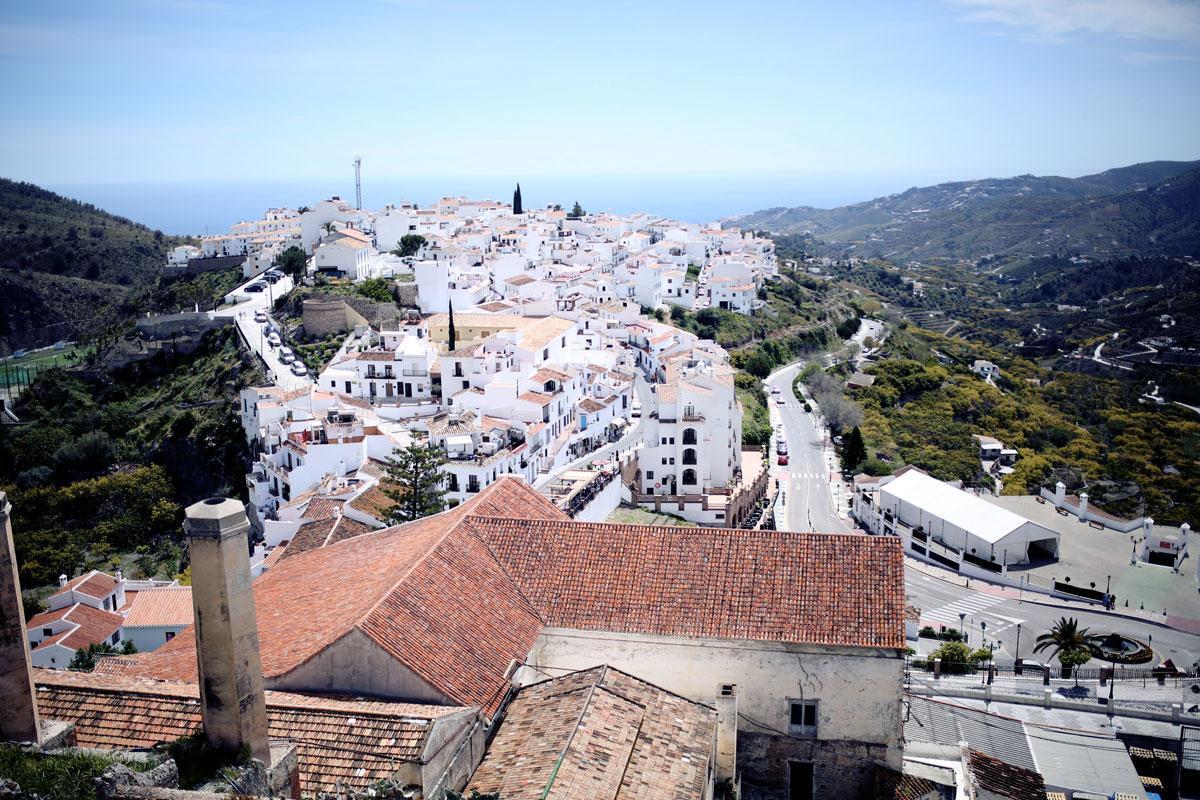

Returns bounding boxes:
[783,472,826,480]
[922,592,1012,631]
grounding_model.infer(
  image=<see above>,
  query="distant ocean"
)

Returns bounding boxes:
[46,172,939,237]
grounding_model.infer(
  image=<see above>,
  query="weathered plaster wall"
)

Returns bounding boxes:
[526,627,904,799]
[271,628,456,705]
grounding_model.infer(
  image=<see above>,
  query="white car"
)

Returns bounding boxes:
[266,332,281,347]
[290,361,308,376]
[774,397,785,405]
[279,351,295,364]
[771,386,781,395]
[254,311,268,324]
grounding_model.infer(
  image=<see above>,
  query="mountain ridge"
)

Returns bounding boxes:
[731,159,1200,263]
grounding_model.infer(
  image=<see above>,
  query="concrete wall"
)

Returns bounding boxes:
[123,624,183,654]
[135,312,231,340]
[569,474,622,522]
[524,627,904,797]
[272,627,456,705]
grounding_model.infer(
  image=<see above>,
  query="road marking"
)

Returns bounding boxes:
[921,593,1006,626]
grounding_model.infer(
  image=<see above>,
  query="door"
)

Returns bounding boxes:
[788,762,813,800]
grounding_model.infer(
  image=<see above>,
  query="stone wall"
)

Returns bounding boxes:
[737,732,889,800]
[301,298,368,338]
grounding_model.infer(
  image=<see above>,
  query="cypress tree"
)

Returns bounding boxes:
[843,426,867,472]
[513,183,523,215]
[447,299,456,352]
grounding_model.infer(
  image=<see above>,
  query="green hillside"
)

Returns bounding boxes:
[0,178,190,350]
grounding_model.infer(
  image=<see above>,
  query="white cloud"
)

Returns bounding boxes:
[950,0,1200,45]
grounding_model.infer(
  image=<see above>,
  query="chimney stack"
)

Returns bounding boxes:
[0,491,41,743]
[713,683,738,784]
[184,497,270,764]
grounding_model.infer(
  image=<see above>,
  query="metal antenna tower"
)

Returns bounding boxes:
[353,156,362,210]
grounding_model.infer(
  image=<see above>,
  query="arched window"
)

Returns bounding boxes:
[683,448,697,465]
[683,427,698,445]
[682,468,697,486]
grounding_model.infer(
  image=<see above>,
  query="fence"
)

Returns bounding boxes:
[908,656,1193,684]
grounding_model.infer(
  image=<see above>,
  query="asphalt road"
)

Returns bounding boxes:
[764,363,849,533]
[908,566,1200,669]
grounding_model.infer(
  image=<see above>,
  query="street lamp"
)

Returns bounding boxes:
[959,612,967,642]
[1014,623,1022,661]
[980,620,993,685]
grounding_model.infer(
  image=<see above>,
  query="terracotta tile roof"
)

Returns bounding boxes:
[469,518,906,650]
[468,666,715,800]
[518,391,554,406]
[32,669,463,796]
[579,398,605,413]
[52,570,117,602]
[871,764,942,799]
[349,485,397,521]
[966,748,1046,800]
[31,604,125,652]
[116,479,567,714]
[122,587,194,629]
[303,496,345,521]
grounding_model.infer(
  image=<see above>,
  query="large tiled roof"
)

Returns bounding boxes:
[469,518,905,649]
[113,478,904,718]
[33,669,463,796]
[122,587,193,629]
[468,666,715,800]
[117,478,565,714]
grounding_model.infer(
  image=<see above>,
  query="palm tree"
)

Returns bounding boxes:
[1032,617,1100,662]
[322,221,337,236]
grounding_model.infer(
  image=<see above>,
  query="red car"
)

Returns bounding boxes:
[778,454,789,466]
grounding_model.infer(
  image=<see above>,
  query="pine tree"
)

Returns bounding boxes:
[842,426,867,472]
[383,443,447,523]
[568,201,585,219]
[512,183,523,215]
[447,300,456,351]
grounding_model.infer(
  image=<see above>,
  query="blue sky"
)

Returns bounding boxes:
[1,0,1198,192]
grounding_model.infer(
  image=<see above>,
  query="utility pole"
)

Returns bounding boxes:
[353,156,362,210]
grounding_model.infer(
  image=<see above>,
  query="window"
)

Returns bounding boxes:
[42,628,52,637]
[682,468,697,485]
[683,427,698,445]
[111,632,120,645]
[646,471,654,479]
[683,448,697,465]
[789,699,818,737]
[165,631,176,642]
[788,761,814,800]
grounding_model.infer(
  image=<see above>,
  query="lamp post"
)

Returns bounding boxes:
[980,620,989,684]
[1014,623,1022,661]
[959,612,967,642]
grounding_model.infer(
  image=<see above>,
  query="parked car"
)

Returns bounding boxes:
[778,454,789,466]
[290,361,308,376]
[245,283,267,293]
[264,273,280,284]
[279,351,295,364]
[774,397,785,405]
[777,441,788,455]
[266,332,281,347]
[771,386,781,395]
[254,311,268,323]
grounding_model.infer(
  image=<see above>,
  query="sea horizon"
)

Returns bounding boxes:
[42,171,967,237]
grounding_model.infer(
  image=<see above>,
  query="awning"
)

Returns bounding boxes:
[445,434,473,447]
[610,417,627,427]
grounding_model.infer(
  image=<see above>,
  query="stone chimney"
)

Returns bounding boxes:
[184,497,270,764]
[713,683,738,784]
[0,491,41,743]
